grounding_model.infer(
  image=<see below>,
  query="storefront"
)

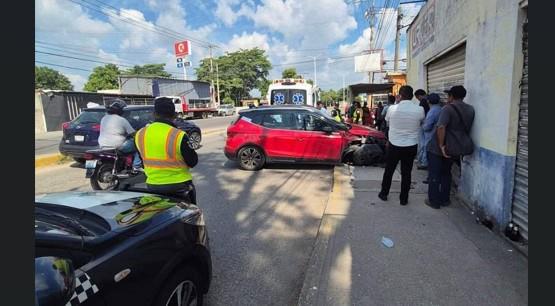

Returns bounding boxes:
[406,0,528,241]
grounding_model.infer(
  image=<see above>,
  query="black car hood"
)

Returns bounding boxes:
[35,191,196,233]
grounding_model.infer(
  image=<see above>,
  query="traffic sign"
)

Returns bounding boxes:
[184,61,191,67]
[177,63,184,68]
[176,58,183,63]
[174,40,190,57]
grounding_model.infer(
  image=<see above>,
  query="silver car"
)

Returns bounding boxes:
[217,104,235,116]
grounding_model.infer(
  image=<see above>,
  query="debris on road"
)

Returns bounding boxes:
[381,236,394,248]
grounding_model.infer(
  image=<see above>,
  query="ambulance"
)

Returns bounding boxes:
[266,78,320,107]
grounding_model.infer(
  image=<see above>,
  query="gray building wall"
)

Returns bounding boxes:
[36,91,153,132]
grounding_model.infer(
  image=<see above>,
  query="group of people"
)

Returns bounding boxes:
[98,98,198,204]
[377,85,475,209]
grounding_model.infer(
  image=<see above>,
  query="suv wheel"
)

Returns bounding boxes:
[154,265,203,306]
[238,146,265,171]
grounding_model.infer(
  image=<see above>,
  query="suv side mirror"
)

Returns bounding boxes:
[322,126,334,134]
[35,257,75,306]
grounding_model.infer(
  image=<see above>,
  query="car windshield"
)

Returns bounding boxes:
[73,111,105,125]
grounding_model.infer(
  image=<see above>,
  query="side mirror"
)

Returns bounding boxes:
[35,257,75,306]
[322,126,334,134]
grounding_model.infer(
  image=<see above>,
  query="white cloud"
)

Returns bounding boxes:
[225,32,270,52]
[248,0,357,49]
[36,0,113,36]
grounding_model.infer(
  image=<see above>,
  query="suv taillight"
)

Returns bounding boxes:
[61,122,70,130]
[83,153,95,160]
[92,124,101,131]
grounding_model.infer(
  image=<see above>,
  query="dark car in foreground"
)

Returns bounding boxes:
[59,105,203,162]
[35,190,211,306]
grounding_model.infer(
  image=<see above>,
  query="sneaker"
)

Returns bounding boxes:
[422,180,429,184]
[424,199,440,209]
[417,165,428,170]
[131,167,144,174]
[378,192,388,201]
[400,200,408,206]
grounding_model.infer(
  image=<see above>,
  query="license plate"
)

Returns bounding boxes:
[74,135,85,142]
[85,160,98,169]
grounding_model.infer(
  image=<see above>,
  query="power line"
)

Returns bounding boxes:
[66,0,220,49]
[35,61,92,72]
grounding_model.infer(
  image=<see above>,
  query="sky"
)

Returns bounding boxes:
[35,0,423,94]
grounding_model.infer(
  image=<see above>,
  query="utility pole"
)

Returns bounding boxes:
[394,7,403,72]
[216,61,221,106]
[308,56,317,86]
[208,45,215,104]
[364,2,378,84]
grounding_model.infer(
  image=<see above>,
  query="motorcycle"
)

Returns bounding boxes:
[85,134,199,191]
[84,148,144,191]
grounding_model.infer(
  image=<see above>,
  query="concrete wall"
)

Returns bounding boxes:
[406,0,526,227]
[35,91,47,134]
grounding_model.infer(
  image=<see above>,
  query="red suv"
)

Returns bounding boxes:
[225,105,385,170]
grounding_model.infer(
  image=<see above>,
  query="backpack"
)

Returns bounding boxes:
[445,104,474,157]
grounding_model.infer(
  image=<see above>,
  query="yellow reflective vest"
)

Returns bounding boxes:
[135,122,192,185]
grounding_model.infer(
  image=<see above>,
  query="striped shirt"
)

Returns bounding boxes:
[385,100,425,147]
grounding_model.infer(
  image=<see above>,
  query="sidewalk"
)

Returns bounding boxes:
[299,164,528,305]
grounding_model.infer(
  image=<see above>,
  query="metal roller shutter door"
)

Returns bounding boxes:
[427,45,466,98]
[512,17,528,241]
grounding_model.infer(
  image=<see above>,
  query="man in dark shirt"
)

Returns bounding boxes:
[425,86,475,209]
[415,89,430,115]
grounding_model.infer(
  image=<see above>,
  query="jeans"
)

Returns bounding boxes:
[427,152,454,206]
[147,181,197,204]
[380,143,418,203]
[417,130,428,167]
[119,139,142,169]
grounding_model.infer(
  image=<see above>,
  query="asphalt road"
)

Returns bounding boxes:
[35,130,334,305]
[34,115,238,156]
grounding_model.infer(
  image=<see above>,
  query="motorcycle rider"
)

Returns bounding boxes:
[98,99,142,171]
[134,97,199,204]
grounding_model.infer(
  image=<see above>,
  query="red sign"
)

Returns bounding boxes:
[174,40,190,57]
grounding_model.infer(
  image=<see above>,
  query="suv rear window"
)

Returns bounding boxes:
[124,109,154,129]
[72,111,105,124]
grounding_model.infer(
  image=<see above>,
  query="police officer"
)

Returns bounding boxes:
[135,97,199,204]
[331,102,343,122]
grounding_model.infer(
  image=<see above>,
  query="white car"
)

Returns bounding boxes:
[217,104,235,116]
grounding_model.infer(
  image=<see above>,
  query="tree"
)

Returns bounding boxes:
[282,67,300,78]
[196,48,272,103]
[84,64,121,92]
[320,89,341,104]
[35,66,73,90]
[123,64,171,78]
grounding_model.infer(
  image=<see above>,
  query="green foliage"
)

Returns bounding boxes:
[196,48,272,102]
[282,67,300,78]
[84,64,121,92]
[123,64,171,78]
[222,96,234,105]
[320,89,342,104]
[35,66,73,90]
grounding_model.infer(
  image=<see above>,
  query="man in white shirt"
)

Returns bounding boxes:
[378,86,425,205]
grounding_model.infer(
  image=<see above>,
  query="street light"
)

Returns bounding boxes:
[306,56,317,86]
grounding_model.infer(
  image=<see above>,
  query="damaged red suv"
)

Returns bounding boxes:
[224,105,385,170]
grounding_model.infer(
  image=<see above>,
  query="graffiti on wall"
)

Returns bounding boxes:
[410,0,435,57]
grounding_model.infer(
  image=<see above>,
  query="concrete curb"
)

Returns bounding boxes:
[298,165,353,305]
[35,153,70,169]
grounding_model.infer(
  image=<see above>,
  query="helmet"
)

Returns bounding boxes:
[107,99,127,115]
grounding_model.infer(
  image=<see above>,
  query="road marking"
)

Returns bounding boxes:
[35,153,69,169]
